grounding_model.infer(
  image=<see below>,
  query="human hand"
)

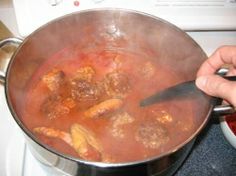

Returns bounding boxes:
[195,46,236,106]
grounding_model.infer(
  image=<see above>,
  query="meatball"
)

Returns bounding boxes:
[71,80,102,101]
[111,111,134,127]
[70,66,102,102]
[104,71,130,98]
[135,121,169,149]
[110,112,134,138]
[42,69,66,91]
[73,66,95,82]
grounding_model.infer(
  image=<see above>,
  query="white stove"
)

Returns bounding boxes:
[0,1,236,176]
[10,0,236,55]
[12,0,236,37]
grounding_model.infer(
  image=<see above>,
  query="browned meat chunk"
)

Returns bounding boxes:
[71,123,102,161]
[110,112,134,138]
[70,66,102,102]
[42,69,66,91]
[84,98,123,118]
[41,95,75,119]
[135,121,169,149]
[103,71,130,98]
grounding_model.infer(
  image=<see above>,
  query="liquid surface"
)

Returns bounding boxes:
[22,46,195,163]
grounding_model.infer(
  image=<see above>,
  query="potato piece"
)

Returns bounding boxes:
[33,127,73,146]
[84,99,123,118]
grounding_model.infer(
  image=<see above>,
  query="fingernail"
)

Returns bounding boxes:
[196,76,208,89]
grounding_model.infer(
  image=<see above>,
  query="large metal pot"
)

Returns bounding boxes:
[0,9,217,176]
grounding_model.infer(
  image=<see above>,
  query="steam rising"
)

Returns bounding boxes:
[10,9,207,122]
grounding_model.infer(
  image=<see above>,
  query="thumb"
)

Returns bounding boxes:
[195,75,236,107]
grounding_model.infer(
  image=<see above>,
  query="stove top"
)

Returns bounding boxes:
[13,0,236,37]
[1,11,236,176]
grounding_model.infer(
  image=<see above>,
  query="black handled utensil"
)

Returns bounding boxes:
[140,76,236,108]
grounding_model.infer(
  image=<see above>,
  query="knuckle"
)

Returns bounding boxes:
[227,85,236,107]
[205,77,227,97]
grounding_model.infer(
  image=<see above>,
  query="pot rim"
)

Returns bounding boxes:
[5,8,211,168]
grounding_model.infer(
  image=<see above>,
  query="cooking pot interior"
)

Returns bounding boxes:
[6,9,211,163]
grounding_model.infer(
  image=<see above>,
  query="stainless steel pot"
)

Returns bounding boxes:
[0,9,229,176]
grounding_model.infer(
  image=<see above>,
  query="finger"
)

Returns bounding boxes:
[226,66,236,76]
[197,46,236,77]
[195,75,236,107]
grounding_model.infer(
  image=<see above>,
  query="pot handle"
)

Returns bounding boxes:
[211,75,236,116]
[0,37,23,84]
[213,104,235,116]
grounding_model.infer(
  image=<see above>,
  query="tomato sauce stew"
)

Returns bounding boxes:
[21,46,196,163]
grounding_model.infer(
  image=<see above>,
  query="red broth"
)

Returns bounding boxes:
[21,46,195,163]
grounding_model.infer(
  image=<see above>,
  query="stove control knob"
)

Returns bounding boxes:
[48,0,63,6]
[92,0,105,3]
